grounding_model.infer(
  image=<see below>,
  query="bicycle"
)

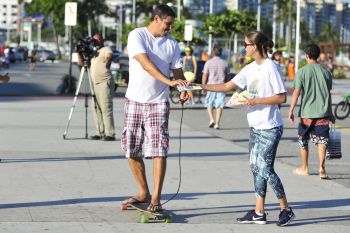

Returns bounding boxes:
[334,92,350,120]
[169,86,180,104]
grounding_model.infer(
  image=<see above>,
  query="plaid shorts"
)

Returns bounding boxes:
[298,118,329,148]
[121,99,170,158]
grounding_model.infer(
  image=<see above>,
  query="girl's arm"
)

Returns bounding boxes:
[246,93,286,106]
[201,80,237,93]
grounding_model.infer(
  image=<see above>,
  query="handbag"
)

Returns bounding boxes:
[326,124,342,159]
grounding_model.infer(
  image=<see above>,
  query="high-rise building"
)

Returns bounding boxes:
[0,0,19,30]
[300,0,350,40]
[183,0,226,16]
[0,0,20,44]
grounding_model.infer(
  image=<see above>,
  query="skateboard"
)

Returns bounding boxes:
[122,202,172,223]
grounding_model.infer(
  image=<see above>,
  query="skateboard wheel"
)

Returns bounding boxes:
[120,205,128,210]
[140,213,149,223]
[165,215,172,223]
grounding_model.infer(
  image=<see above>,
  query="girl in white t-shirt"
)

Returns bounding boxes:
[201,31,295,227]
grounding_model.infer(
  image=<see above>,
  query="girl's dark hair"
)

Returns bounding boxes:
[151,4,176,21]
[245,31,274,58]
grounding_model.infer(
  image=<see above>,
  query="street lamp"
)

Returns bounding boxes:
[208,0,213,53]
[295,0,301,73]
[132,0,136,24]
[257,0,261,31]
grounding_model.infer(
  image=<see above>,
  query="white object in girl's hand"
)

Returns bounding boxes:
[225,90,250,107]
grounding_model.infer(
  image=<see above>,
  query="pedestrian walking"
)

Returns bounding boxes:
[287,58,295,81]
[272,50,286,79]
[120,4,190,213]
[29,49,37,71]
[288,44,335,179]
[201,31,295,226]
[202,46,229,129]
[182,47,197,83]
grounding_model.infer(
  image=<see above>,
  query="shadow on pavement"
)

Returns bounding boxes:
[0,82,50,96]
[168,152,247,157]
[0,155,125,163]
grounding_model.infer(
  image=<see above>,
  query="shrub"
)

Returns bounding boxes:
[333,71,347,79]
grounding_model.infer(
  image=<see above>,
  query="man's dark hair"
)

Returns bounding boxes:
[212,46,222,56]
[304,44,320,60]
[151,4,176,21]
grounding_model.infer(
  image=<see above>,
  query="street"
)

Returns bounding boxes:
[2,62,350,189]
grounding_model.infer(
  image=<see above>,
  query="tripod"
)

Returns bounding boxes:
[63,60,101,139]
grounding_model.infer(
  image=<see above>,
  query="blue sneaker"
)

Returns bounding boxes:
[237,209,267,224]
[276,207,295,226]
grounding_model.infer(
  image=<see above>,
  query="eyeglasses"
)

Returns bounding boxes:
[243,42,254,48]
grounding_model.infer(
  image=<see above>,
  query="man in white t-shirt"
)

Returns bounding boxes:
[120,4,190,212]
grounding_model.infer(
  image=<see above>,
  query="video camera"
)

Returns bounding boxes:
[76,36,97,63]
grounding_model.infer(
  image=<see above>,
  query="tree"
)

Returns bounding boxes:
[20,0,68,58]
[262,0,295,53]
[319,22,339,43]
[20,0,109,59]
[201,10,256,54]
[133,0,179,22]
[75,0,110,37]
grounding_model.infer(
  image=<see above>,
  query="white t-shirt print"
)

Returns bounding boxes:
[232,59,286,129]
[126,27,182,103]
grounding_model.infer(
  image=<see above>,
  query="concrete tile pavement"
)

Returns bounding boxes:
[0,97,350,232]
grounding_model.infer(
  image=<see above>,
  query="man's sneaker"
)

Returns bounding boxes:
[237,209,267,224]
[276,207,295,227]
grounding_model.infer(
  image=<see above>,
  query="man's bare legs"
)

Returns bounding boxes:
[207,107,223,128]
[317,144,328,178]
[127,157,150,202]
[207,107,215,126]
[215,108,223,128]
[126,157,167,207]
[152,157,166,205]
[293,147,309,175]
[299,147,309,173]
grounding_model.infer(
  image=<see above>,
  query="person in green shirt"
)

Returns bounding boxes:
[288,44,335,179]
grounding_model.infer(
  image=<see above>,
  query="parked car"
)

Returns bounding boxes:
[111,54,129,84]
[0,56,10,68]
[36,49,56,62]
[110,48,121,59]
[17,47,28,62]
[9,47,23,63]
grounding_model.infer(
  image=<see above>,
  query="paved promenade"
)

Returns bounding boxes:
[0,96,349,233]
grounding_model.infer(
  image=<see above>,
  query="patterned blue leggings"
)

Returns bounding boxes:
[249,126,286,199]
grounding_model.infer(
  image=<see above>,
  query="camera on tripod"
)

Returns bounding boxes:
[76,37,97,63]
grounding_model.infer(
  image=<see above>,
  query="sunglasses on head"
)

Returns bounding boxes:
[243,42,254,48]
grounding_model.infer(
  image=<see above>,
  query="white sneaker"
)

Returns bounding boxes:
[214,124,220,129]
[209,121,215,128]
